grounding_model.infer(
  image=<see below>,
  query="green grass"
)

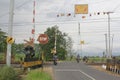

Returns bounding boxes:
[88,57,106,63]
[24,70,52,80]
[14,53,25,62]
[0,53,4,61]
[0,66,18,80]
[0,53,25,61]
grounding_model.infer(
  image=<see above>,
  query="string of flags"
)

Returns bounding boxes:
[56,12,109,19]
[56,4,109,18]
[57,13,72,17]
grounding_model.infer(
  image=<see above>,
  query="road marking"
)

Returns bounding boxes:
[55,69,96,80]
[78,69,96,80]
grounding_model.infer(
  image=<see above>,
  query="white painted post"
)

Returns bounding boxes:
[6,0,14,66]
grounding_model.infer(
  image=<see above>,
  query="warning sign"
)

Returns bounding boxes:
[6,36,14,44]
[37,34,48,44]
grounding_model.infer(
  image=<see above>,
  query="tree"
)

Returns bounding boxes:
[66,36,73,57]
[0,29,7,53]
[39,26,72,60]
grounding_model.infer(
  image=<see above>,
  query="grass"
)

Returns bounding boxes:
[0,53,4,61]
[0,66,18,80]
[14,53,25,62]
[24,69,52,80]
[0,53,25,62]
[88,57,107,63]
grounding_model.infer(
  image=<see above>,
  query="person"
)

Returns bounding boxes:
[53,54,58,65]
[83,56,88,63]
[76,54,80,63]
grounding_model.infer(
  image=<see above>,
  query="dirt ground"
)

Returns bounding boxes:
[90,65,120,77]
[43,66,54,80]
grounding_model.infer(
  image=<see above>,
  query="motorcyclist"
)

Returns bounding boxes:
[76,54,80,63]
[53,54,58,65]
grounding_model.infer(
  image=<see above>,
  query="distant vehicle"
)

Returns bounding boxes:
[83,56,88,63]
[76,54,80,63]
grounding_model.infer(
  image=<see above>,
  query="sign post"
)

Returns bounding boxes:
[6,0,14,66]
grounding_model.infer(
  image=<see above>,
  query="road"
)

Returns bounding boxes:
[53,61,120,80]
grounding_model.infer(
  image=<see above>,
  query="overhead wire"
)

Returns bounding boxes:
[1,16,120,26]
[0,0,33,18]
[0,0,120,35]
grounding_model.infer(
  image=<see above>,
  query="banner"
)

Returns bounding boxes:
[75,4,88,14]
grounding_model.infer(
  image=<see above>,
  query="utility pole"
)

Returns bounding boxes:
[78,22,82,57]
[54,25,58,54]
[107,12,113,59]
[104,34,108,58]
[6,0,14,66]
[110,34,114,57]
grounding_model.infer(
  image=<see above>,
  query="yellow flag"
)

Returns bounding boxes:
[75,4,88,14]
[80,40,84,44]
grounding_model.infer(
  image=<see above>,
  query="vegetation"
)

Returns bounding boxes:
[87,56,107,63]
[24,70,52,80]
[0,29,7,53]
[40,26,73,61]
[0,66,18,80]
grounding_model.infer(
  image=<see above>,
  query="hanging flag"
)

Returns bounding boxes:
[75,4,88,14]
[103,12,106,15]
[57,14,59,17]
[94,12,96,15]
[82,16,86,19]
[80,40,84,44]
[32,29,35,34]
[67,13,71,16]
[61,13,65,16]
[89,14,92,16]
[97,12,100,15]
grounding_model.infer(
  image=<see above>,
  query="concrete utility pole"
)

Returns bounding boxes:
[78,22,82,57]
[54,25,58,54]
[107,12,113,59]
[110,34,114,58]
[104,34,108,58]
[6,0,14,66]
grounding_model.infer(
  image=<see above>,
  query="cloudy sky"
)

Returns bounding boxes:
[0,0,120,56]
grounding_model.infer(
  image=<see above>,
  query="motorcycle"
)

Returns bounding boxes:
[76,58,80,63]
[53,54,58,65]
[53,59,57,65]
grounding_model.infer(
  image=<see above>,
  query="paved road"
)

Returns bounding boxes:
[53,61,120,80]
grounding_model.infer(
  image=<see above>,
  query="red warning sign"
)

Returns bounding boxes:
[37,34,48,44]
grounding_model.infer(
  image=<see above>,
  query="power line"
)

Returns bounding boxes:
[89,0,114,4]
[15,0,32,9]
[1,20,120,28]
[0,0,33,18]
[1,16,120,25]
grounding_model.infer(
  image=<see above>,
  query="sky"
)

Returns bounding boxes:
[0,0,120,56]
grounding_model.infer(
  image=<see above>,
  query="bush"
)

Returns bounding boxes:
[0,66,18,80]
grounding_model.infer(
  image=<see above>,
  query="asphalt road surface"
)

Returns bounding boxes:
[53,61,120,80]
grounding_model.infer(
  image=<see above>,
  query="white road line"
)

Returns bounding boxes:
[55,69,96,80]
[78,69,96,80]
